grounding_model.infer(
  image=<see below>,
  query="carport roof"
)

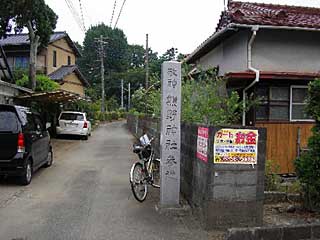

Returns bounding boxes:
[16,90,90,103]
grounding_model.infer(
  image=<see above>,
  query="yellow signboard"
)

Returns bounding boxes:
[213,128,258,164]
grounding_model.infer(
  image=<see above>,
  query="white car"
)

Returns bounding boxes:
[56,111,91,140]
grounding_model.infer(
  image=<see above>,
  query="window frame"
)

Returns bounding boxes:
[67,56,71,65]
[15,56,29,69]
[53,50,57,67]
[290,85,314,122]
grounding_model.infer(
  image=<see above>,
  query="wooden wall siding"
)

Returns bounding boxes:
[255,122,314,174]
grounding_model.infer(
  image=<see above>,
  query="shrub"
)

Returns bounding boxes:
[295,78,320,211]
[130,66,257,125]
[16,74,59,92]
[265,160,281,191]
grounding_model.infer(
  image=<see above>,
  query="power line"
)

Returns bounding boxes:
[113,0,127,29]
[69,0,85,32]
[64,0,85,33]
[65,0,84,32]
[110,0,117,27]
[78,0,87,32]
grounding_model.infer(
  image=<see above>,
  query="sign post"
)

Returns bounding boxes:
[160,61,181,206]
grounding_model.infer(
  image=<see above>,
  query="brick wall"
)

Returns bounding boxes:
[127,115,266,230]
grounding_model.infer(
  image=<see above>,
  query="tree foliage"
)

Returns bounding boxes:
[78,24,129,83]
[295,79,320,212]
[77,23,185,107]
[0,0,57,46]
[16,74,59,92]
[130,65,254,125]
[0,0,57,89]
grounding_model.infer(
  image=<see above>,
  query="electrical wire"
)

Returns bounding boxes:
[78,0,87,32]
[64,0,85,33]
[110,0,117,27]
[113,0,127,29]
[65,0,83,32]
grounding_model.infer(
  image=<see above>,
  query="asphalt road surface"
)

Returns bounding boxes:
[0,121,207,240]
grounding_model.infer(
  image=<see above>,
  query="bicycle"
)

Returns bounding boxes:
[129,134,160,202]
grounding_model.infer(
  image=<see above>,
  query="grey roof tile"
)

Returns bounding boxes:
[48,65,89,87]
[0,32,81,56]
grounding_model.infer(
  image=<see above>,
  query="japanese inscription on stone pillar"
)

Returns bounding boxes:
[160,61,181,206]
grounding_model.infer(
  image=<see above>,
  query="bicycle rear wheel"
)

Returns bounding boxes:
[130,162,148,202]
[151,158,160,188]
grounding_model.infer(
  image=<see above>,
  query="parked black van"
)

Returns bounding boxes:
[0,104,53,185]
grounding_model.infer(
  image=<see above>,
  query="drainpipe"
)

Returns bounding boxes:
[243,26,260,126]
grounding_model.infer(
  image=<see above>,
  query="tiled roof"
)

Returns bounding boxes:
[216,1,320,31]
[0,32,81,56]
[186,1,320,64]
[48,65,89,87]
[0,32,65,46]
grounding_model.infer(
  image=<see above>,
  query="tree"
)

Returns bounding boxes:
[16,74,59,92]
[128,44,145,69]
[79,24,129,83]
[0,0,57,90]
[295,79,320,211]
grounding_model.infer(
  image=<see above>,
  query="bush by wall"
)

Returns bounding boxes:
[16,74,59,91]
[295,78,320,212]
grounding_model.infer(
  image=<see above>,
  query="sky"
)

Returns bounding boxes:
[45,0,320,55]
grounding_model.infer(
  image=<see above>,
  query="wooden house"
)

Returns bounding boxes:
[0,45,32,104]
[185,1,319,173]
[0,32,89,96]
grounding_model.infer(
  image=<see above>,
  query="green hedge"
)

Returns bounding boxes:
[96,110,126,122]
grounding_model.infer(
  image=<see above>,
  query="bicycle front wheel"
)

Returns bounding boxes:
[130,162,148,202]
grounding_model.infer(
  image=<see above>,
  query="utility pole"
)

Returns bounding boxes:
[128,82,131,110]
[121,79,124,109]
[145,33,149,89]
[94,35,108,114]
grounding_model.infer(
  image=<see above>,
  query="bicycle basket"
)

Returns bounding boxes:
[142,145,152,159]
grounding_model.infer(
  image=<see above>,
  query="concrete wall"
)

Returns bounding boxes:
[0,82,22,104]
[196,29,320,75]
[253,29,320,73]
[198,31,249,75]
[127,115,266,230]
[226,224,320,240]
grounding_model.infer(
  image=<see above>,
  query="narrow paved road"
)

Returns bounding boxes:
[0,121,207,240]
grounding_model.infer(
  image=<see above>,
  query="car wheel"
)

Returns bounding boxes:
[83,135,88,140]
[20,159,32,186]
[44,151,53,168]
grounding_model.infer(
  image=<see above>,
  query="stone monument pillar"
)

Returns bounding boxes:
[160,61,181,206]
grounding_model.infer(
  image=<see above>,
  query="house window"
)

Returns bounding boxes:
[15,56,29,69]
[255,87,268,120]
[255,85,313,122]
[53,50,57,67]
[255,86,289,121]
[67,56,71,65]
[290,86,312,121]
[269,87,289,120]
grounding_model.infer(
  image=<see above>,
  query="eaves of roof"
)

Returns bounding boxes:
[48,65,90,87]
[0,32,81,57]
[185,23,320,64]
[52,32,81,57]
[225,71,320,81]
